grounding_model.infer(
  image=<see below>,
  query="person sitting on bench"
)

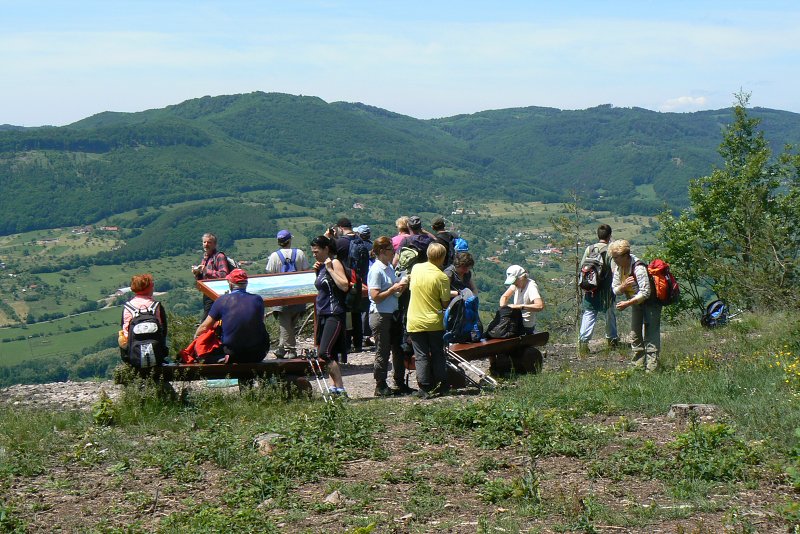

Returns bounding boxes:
[499,265,544,335]
[193,269,270,363]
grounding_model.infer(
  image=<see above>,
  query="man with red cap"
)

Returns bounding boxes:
[193,269,270,363]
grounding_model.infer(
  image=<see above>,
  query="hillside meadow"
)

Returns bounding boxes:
[1,312,799,532]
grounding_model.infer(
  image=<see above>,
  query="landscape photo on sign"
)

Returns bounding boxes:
[201,272,317,300]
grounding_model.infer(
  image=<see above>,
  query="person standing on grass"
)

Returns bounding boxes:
[609,239,661,372]
[310,235,349,396]
[368,236,411,397]
[406,242,451,398]
[191,232,230,319]
[578,224,619,354]
[265,229,310,359]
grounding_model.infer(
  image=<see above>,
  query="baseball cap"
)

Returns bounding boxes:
[276,229,292,241]
[408,216,422,230]
[226,268,248,284]
[354,224,371,238]
[504,265,527,285]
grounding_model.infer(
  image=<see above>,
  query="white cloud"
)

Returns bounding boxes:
[660,96,709,112]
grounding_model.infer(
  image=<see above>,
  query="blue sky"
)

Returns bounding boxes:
[2,0,799,126]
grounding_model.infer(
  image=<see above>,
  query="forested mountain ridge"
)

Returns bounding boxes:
[1,91,799,235]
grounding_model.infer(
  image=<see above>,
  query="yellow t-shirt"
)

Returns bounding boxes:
[406,262,450,332]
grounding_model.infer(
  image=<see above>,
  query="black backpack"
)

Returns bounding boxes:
[435,231,456,266]
[578,245,608,293]
[701,299,729,328]
[123,302,167,368]
[347,235,371,281]
[485,306,525,339]
[276,249,298,273]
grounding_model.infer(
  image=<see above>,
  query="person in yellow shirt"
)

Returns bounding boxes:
[406,242,451,397]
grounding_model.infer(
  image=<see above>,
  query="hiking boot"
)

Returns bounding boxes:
[395,383,416,396]
[607,338,620,349]
[412,389,431,399]
[273,348,287,359]
[374,382,394,397]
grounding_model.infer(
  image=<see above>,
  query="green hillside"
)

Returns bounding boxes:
[2,91,799,235]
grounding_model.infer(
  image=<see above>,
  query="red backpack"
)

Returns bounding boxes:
[634,259,680,305]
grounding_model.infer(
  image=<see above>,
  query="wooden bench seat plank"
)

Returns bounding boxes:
[449,332,549,361]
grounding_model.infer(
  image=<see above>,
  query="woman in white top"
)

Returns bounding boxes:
[499,265,544,334]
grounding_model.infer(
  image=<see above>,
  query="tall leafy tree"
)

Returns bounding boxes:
[657,91,800,311]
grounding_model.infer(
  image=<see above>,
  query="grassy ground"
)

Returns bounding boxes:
[1,312,799,532]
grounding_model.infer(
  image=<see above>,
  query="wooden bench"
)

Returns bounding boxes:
[132,358,323,393]
[449,332,549,377]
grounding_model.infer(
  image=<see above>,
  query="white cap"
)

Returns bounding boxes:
[504,265,527,285]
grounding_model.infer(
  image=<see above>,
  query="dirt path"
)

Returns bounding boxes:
[0,336,622,409]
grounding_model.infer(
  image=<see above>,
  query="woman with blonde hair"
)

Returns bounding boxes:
[391,216,411,252]
[406,242,451,397]
[609,239,661,372]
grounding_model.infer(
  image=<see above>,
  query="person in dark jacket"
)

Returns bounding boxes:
[193,269,269,363]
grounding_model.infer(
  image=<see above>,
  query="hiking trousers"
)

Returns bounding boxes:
[369,312,405,388]
[630,300,662,371]
[578,307,618,343]
[409,330,447,393]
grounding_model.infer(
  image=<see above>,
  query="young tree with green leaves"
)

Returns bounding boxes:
[657,91,800,312]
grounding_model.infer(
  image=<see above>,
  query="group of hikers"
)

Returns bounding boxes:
[118,217,665,399]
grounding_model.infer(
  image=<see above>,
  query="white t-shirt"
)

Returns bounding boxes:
[510,279,542,329]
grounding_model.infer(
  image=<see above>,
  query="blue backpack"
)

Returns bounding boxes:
[276,249,298,273]
[443,289,482,343]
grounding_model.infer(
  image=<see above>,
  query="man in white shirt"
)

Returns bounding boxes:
[265,230,310,358]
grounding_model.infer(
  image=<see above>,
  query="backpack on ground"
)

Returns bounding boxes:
[578,245,608,293]
[634,259,680,305]
[443,289,482,343]
[701,299,728,328]
[347,235,371,281]
[123,302,167,368]
[485,306,525,339]
[276,249,298,273]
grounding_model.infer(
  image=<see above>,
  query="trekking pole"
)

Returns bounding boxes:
[304,348,331,402]
[445,347,498,390]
